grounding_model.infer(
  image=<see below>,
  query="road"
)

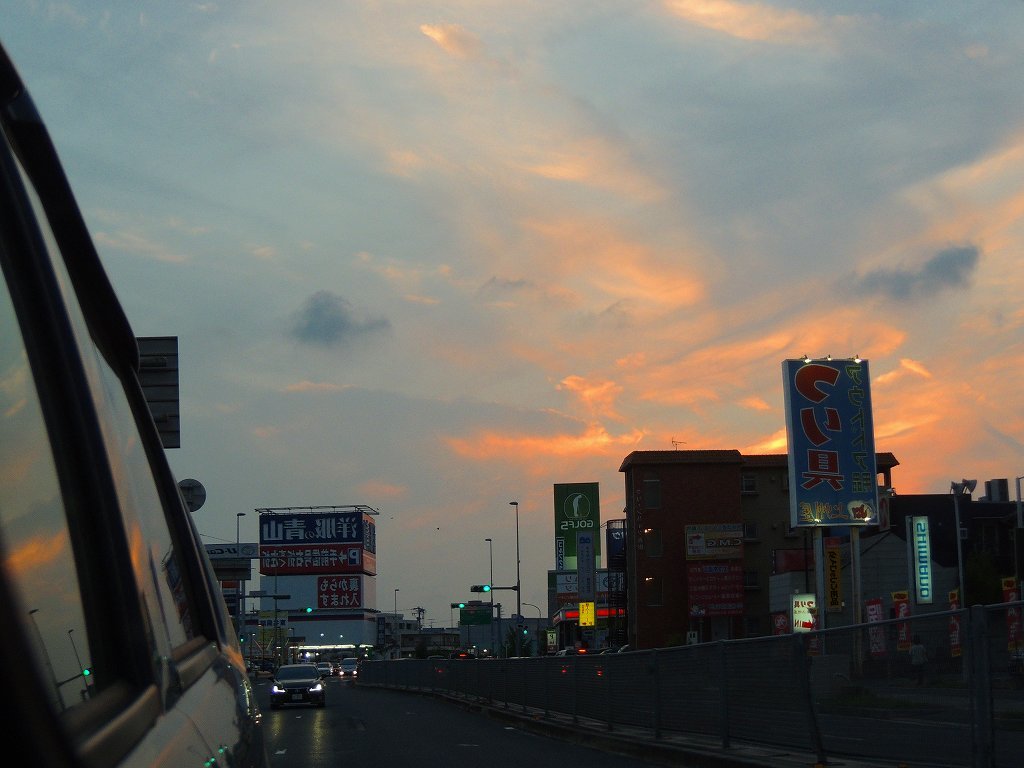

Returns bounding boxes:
[252,673,665,768]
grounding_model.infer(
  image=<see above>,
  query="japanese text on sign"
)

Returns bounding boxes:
[782,359,879,528]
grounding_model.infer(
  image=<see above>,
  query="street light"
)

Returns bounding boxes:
[951,479,977,605]
[394,588,400,659]
[485,538,494,651]
[236,512,246,635]
[510,501,522,657]
[67,629,90,698]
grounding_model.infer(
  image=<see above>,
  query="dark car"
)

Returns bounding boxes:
[270,664,327,709]
[339,657,360,677]
[0,42,268,767]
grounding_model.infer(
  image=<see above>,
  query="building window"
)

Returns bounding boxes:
[743,522,759,540]
[643,528,663,557]
[643,479,661,509]
[741,474,757,494]
[744,569,760,589]
[643,576,663,606]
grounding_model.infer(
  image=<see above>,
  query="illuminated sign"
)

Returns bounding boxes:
[579,601,595,627]
[792,593,817,632]
[782,359,878,528]
[912,516,933,605]
[553,483,601,571]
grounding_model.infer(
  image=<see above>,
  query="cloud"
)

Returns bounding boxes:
[288,290,391,348]
[850,246,980,301]
[420,23,483,59]
[282,380,351,393]
[663,0,827,44]
[558,375,624,421]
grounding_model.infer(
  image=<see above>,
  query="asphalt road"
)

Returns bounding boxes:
[252,674,667,768]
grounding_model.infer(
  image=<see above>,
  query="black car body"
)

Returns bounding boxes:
[0,42,268,767]
[270,664,327,708]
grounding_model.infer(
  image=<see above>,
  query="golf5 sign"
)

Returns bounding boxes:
[553,483,601,571]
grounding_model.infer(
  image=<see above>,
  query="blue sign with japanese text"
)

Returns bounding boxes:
[782,359,878,527]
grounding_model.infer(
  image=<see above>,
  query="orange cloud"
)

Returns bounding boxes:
[663,0,827,44]
[420,23,482,59]
[357,479,407,500]
[522,217,705,311]
[558,375,624,421]
[445,424,645,461]
[283,380,351,393]
[4,531,67,576]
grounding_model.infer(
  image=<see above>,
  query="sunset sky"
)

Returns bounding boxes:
[7,1,1022,626]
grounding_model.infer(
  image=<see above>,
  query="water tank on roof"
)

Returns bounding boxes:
[984,479,1009,502]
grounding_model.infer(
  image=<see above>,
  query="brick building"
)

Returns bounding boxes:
[619,449,899,648]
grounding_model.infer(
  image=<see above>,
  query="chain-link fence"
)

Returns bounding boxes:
[359,602,1024,768]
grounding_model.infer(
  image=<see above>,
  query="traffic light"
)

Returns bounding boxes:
[304,606,313,614]
[470,584,491,593]
[450,602,468,609]
[82,667,92,677]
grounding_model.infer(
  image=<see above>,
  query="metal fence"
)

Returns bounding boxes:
[359,602,1024,768]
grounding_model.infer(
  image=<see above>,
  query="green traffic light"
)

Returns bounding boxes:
[458,602,466,609]
[82,668,91,677]
[304,607,313,613]
[482,585,491,592]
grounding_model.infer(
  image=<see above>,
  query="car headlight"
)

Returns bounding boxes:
[271,684,284,694]
[309,683,323,692]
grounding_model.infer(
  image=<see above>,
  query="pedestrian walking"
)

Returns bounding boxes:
[910,635,927,686]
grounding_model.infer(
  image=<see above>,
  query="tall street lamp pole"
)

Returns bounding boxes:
[510,501,521,657]
[951,479,976,606]
[394,588,400,659]
[485,538,494,653]
[236,512,246,638]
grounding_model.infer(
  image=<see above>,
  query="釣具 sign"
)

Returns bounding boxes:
[782,359,878,528]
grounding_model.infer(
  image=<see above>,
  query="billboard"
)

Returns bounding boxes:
[550,570,624,606]
[684,524,743,560]
[553,482,601,571]
[782,358,879,527]
[316,575,364,609]
[686,562,744,617]
[259,509,377,576]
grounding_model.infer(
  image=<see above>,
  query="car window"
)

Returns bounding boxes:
[277,665,318,680]
[0,264,94,713]
[40,182,200,657]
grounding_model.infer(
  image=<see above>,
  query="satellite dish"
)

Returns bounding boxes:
[178,478,207,512]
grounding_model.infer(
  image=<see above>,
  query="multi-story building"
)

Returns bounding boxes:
[618,449,899,648]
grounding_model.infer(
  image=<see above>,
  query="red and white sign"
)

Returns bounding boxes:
[949,590,962,658]
[686,561,743,617]
[892,590,911,651]
[260,544,364,575]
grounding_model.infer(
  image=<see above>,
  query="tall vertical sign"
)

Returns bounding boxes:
[553,483,601,571]
[782,359,878,527]
[911,516,933,605]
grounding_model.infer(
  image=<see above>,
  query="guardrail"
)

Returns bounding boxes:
[358,603,1024,768]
